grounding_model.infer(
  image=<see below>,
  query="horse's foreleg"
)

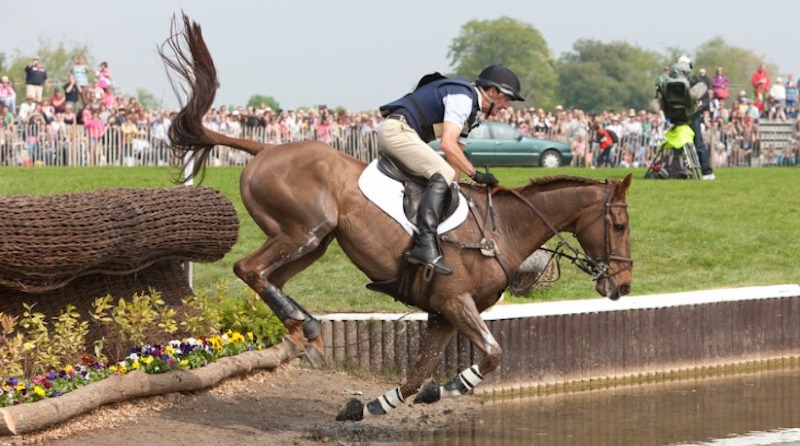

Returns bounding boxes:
[414,294,501,405]
[337,313,456,421]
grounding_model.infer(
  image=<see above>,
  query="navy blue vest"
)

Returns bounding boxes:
[380,78,480,143]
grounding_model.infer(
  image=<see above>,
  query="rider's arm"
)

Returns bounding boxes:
[439,121,474,181]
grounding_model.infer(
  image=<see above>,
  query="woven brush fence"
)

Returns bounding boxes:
[0,186,239,345]
[0,186,238,293]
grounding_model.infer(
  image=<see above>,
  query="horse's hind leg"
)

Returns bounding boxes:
[233,230,333,363]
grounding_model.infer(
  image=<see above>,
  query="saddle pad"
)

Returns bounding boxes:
[358,159,468,236]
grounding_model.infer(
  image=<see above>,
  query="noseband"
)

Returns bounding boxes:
[508,182,633,282]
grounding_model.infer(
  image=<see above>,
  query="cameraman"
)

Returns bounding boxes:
[690,63,715,180]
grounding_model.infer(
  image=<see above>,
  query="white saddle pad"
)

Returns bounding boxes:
[358,159,468,236]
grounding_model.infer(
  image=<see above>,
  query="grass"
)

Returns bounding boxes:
[2,165,798,314]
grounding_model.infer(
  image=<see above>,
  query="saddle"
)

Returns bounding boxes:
[375,154,460,225]
[359,154,468,306]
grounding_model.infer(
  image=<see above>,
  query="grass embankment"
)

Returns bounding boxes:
[2,166,797,313]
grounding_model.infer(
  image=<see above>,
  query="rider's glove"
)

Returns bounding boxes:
[471,169,499,187]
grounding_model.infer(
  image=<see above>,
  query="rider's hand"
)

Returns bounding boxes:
[471,170,499,187]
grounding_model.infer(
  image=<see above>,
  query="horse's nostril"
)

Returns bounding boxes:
[618,284,631,296]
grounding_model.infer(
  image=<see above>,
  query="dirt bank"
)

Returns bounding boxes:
[11,361,482,446]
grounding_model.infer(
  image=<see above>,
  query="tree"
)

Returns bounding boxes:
[136,89,160,111]
[247,95,280,112]
[447,17,559,109]
[557,39,662,113]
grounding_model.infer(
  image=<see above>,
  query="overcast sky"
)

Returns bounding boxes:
[3,0,797,112]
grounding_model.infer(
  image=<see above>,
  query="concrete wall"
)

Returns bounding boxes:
[320,284,800,394]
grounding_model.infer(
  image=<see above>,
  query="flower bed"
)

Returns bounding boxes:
[0,330,267,408]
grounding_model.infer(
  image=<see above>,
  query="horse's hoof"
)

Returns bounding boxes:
[413,379,441,404]
[281,336,304,361]
[303,342,326,368]
[336,398,364,421]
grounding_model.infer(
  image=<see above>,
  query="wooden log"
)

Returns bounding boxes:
[0,345,286,436]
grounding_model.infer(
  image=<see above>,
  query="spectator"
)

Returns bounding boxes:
[785,75,797,119]
[0,76,17,115]
[768,77,786,121]
[62,103,76,125]
[84,109,106,165]
[17,96,37,124]
[24,56,48,103]
[711,67,730,102]
[696,68,712,90]
[63,73,82,112]
[593,122,615,168]
[96,61,112,89]
[751,64,770,112]
[70,55,90,88]
[570,133,587,167]
[50,87,66,114]
[1,105,14,129]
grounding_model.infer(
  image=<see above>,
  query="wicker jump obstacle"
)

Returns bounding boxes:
[0,186,239,343]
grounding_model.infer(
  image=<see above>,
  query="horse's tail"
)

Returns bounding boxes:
[159,13,273,182]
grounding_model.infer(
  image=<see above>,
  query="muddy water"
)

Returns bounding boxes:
[415,369,800,445]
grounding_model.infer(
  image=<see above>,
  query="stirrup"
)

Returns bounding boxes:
[406,255,452,281]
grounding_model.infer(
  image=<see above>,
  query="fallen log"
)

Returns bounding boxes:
[0,345,287,436]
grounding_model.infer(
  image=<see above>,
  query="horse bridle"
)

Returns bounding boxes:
[508,182,633,282]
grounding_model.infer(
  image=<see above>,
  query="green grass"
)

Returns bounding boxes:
[2,165,798,314]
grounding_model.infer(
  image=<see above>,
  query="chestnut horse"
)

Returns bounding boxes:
[160,14,632,421]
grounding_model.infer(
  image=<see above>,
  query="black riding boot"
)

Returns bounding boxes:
[407,173,452,277]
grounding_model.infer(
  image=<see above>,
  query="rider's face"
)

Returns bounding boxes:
[486,88,511,116]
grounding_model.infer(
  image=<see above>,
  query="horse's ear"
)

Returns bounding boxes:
[617,173,632,197]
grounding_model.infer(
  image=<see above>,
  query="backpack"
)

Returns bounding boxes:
[607,129,619,144]
[415,71,448,90]
[658,62,696,124]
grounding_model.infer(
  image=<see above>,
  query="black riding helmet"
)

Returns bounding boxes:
[476,64,525,101]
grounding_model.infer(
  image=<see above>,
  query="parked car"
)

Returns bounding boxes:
[428,121,573,168]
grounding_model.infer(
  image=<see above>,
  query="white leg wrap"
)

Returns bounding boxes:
[363,386,405,418]
[441,365,484,398]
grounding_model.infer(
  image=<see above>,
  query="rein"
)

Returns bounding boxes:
[507,182,633,282]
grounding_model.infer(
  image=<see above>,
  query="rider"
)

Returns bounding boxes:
[378,64,524,276]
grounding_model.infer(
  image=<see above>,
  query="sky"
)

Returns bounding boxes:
[3,0,798,112]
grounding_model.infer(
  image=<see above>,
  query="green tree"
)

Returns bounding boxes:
[447,17,558,109]
[557,39,662,113]
[136,89,160,111]
[247,95,280,111]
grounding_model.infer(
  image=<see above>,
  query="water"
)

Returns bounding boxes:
[414,369,800,445]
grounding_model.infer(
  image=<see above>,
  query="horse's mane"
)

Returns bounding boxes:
[511,175,602,194]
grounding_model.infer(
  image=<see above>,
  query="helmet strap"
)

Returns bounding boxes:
[478,87,496,117]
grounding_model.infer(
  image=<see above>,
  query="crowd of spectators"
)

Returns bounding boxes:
[0,57,798,168]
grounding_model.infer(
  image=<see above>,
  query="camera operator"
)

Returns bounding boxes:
[690,64,715,180]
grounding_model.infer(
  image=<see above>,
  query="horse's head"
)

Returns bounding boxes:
[572,174,633,300]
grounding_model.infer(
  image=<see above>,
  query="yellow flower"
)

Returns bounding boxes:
[180,359,189,367]
[119,365,128,375]
[15,382,25,392]
[247,332,255,342]
[230,332,245,344]
[33,386,45,397]
[142,355,154,365]
[132,360,141,370]
[165,345,175,355]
